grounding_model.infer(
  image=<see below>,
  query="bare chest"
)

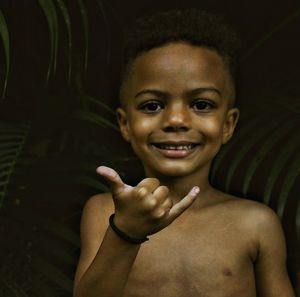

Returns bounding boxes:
[123,214,257,297]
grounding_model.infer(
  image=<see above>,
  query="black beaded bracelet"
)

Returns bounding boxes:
[109,214,149,244]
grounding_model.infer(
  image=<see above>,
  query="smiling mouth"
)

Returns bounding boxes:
[152,143,199,150]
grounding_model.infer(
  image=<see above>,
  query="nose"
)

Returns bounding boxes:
[162,102,191,132]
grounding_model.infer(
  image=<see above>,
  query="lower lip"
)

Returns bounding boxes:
[151,145,199,158]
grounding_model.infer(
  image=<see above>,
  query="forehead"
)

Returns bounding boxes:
[121,42,234,105]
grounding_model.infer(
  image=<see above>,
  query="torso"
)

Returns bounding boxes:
[94,193,259,297]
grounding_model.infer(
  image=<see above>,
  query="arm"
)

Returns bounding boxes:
[254,207,295,297]
[73,166,199,297]
[73,195,141,297]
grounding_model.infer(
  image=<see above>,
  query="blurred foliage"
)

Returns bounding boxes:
[0,0,300,296]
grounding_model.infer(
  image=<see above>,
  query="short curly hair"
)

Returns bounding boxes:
[120,9,240,103]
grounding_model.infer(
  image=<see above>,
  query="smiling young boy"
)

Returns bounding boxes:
[73,9,295,297]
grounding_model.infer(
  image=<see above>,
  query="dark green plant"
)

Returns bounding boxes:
[0,2,299,296]
[0,9,9,98]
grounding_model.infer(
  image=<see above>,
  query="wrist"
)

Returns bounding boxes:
[109,214,149,244]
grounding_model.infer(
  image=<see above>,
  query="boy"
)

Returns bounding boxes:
[73,9,295,297]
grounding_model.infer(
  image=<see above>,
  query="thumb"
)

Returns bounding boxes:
[96,166,126,195]
[167,186,200,222]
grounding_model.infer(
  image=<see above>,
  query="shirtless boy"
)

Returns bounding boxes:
[73,9,295,297]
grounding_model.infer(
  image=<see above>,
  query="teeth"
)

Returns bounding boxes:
[158,144,194,150]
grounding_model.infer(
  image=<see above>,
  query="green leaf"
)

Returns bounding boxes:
[73,110,119,132]
[0,161,12,171]
[0,170,10,179]
[242,119,300,196]
[277,152,300,219]
[55,0,72,82]
[225,114,291,192]
[0,279,29,297]
[0,134,26,141]
[0,141,20,149]
[77,0,88,70]
[296,200,300,242]
[38,0,59,82]
[34,215,80,247]
[263,132,300,204]
[242,9,300,61]
[211,113,267,182]
[39,238,77,266]
[0,123,29,207]
[0,122,29,132]
[0,10,10,99]
[97,0,111,68]
[0,147,18,157]
[77,175,110,192]
[32,256,73,293]
[82,95,115,115]
[29,274,60,297]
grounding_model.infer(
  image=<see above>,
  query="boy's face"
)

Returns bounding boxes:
[117,42,239,178]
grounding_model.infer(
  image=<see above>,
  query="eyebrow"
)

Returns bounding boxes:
[188,87,222,97]
[135,89,166,98]
[134,87,222,98]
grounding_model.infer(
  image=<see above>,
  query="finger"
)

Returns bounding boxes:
[152,198,173,219]
[96,166,126,195]
[137,177,160,193]
[161,197,173,211]
[168,186,200,221]
[152,185,170,203]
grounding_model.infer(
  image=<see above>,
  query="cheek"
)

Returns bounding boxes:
[201,117,224,140]
[127,117,156,148]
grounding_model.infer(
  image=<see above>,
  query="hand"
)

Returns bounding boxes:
[96,166,200,239]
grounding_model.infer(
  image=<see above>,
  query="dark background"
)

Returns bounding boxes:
[0,0,300,296]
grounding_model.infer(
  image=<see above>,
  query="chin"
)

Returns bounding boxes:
[144,162,201,178]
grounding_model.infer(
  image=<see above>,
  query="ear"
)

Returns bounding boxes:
[116,107,130,142]
[222,108,240,144]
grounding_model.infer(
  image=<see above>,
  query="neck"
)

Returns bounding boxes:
[145,164,215,209]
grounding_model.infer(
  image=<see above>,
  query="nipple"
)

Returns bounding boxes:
[222,267,233,276]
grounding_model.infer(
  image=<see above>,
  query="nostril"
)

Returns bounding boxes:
[162,125,189,132]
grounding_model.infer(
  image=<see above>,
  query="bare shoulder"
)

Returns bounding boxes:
[225,194,280,226]
[80,192,115,246]
[74,193,114,286]
[218,192,283,243]
[82,192,114,224]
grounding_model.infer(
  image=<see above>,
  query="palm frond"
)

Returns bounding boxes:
[33,215,80,247]
[224,113,291,192]
[0,123,30,208]
[0,278,29,297]
[0,9,10,99]
[242,9,300,61]
[296,201,300,241]
[242,118,300,196]
[29,274,60,297]
[32,256,73,293]
[38,0,59,83]
[76,0,89,70]
[81,95,115,115]
[211,111,276,183]
[277,151,300,219]
[39,238,77,266]
[77,175,109,192]
[263,132,300,204]
[55,0,72,82]
[97,0,111,68]
[72,110,119,132]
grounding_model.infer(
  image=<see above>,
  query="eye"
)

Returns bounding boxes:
[192,100,215,111]
[139,101,164,113]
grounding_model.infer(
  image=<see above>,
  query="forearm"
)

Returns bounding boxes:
[74,226,141,297]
